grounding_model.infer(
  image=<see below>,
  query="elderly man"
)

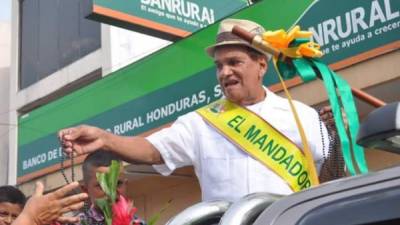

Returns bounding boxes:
[59,19,334,202]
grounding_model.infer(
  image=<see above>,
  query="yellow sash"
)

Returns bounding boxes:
[197,99,318,192]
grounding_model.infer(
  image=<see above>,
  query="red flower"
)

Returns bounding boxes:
[111,195,138,225]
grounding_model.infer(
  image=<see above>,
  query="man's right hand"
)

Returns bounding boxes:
[58,125,108,156]
[59,124,163,165]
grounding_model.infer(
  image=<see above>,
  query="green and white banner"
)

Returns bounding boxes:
[300,0,399,65]
[88,0,249,40]
[18,0,399,181]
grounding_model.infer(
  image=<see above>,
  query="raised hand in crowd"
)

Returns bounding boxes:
[13,182,87,225]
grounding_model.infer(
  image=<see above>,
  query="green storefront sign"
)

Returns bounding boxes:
[18,0,399,180]
[300,0,399,64]
[88,0,249,40]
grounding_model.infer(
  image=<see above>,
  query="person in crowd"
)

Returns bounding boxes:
[78,150,145,225]
[9,182,87,225]
[59,18,340,202]
[0,186,26,225]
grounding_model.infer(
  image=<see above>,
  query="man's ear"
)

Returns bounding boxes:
[258,57,268,79]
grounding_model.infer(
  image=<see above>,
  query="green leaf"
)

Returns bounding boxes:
[96,172,111,199]
[96,160,121,203]
[108,161,121,203]
[95,160,122,225]
[147,199,173,225]
[96,198,113,225]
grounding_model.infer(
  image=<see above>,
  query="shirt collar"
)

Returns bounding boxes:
[219,86,288,110]
[263,86,290,111]
[87,206,105,222]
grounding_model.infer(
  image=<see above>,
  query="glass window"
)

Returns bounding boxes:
[297,187,400,225]
[19,0,101,89]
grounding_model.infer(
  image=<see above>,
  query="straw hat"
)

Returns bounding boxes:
[206,18,271,60]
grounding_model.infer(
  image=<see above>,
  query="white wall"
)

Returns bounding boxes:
[106,25,171,75]
[0,22,11,185]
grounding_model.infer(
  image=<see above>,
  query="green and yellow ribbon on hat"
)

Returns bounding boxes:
[262,26,368,176]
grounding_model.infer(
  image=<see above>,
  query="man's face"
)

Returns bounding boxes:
[0,202,23,225]
[214,45,267,105]
[82,166,128,206]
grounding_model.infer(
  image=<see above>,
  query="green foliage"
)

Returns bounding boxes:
[95,160,121,225]
[95,160,171,225]
[96,197,113,225]
[147,199,173,225]
[96,160,121,203]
